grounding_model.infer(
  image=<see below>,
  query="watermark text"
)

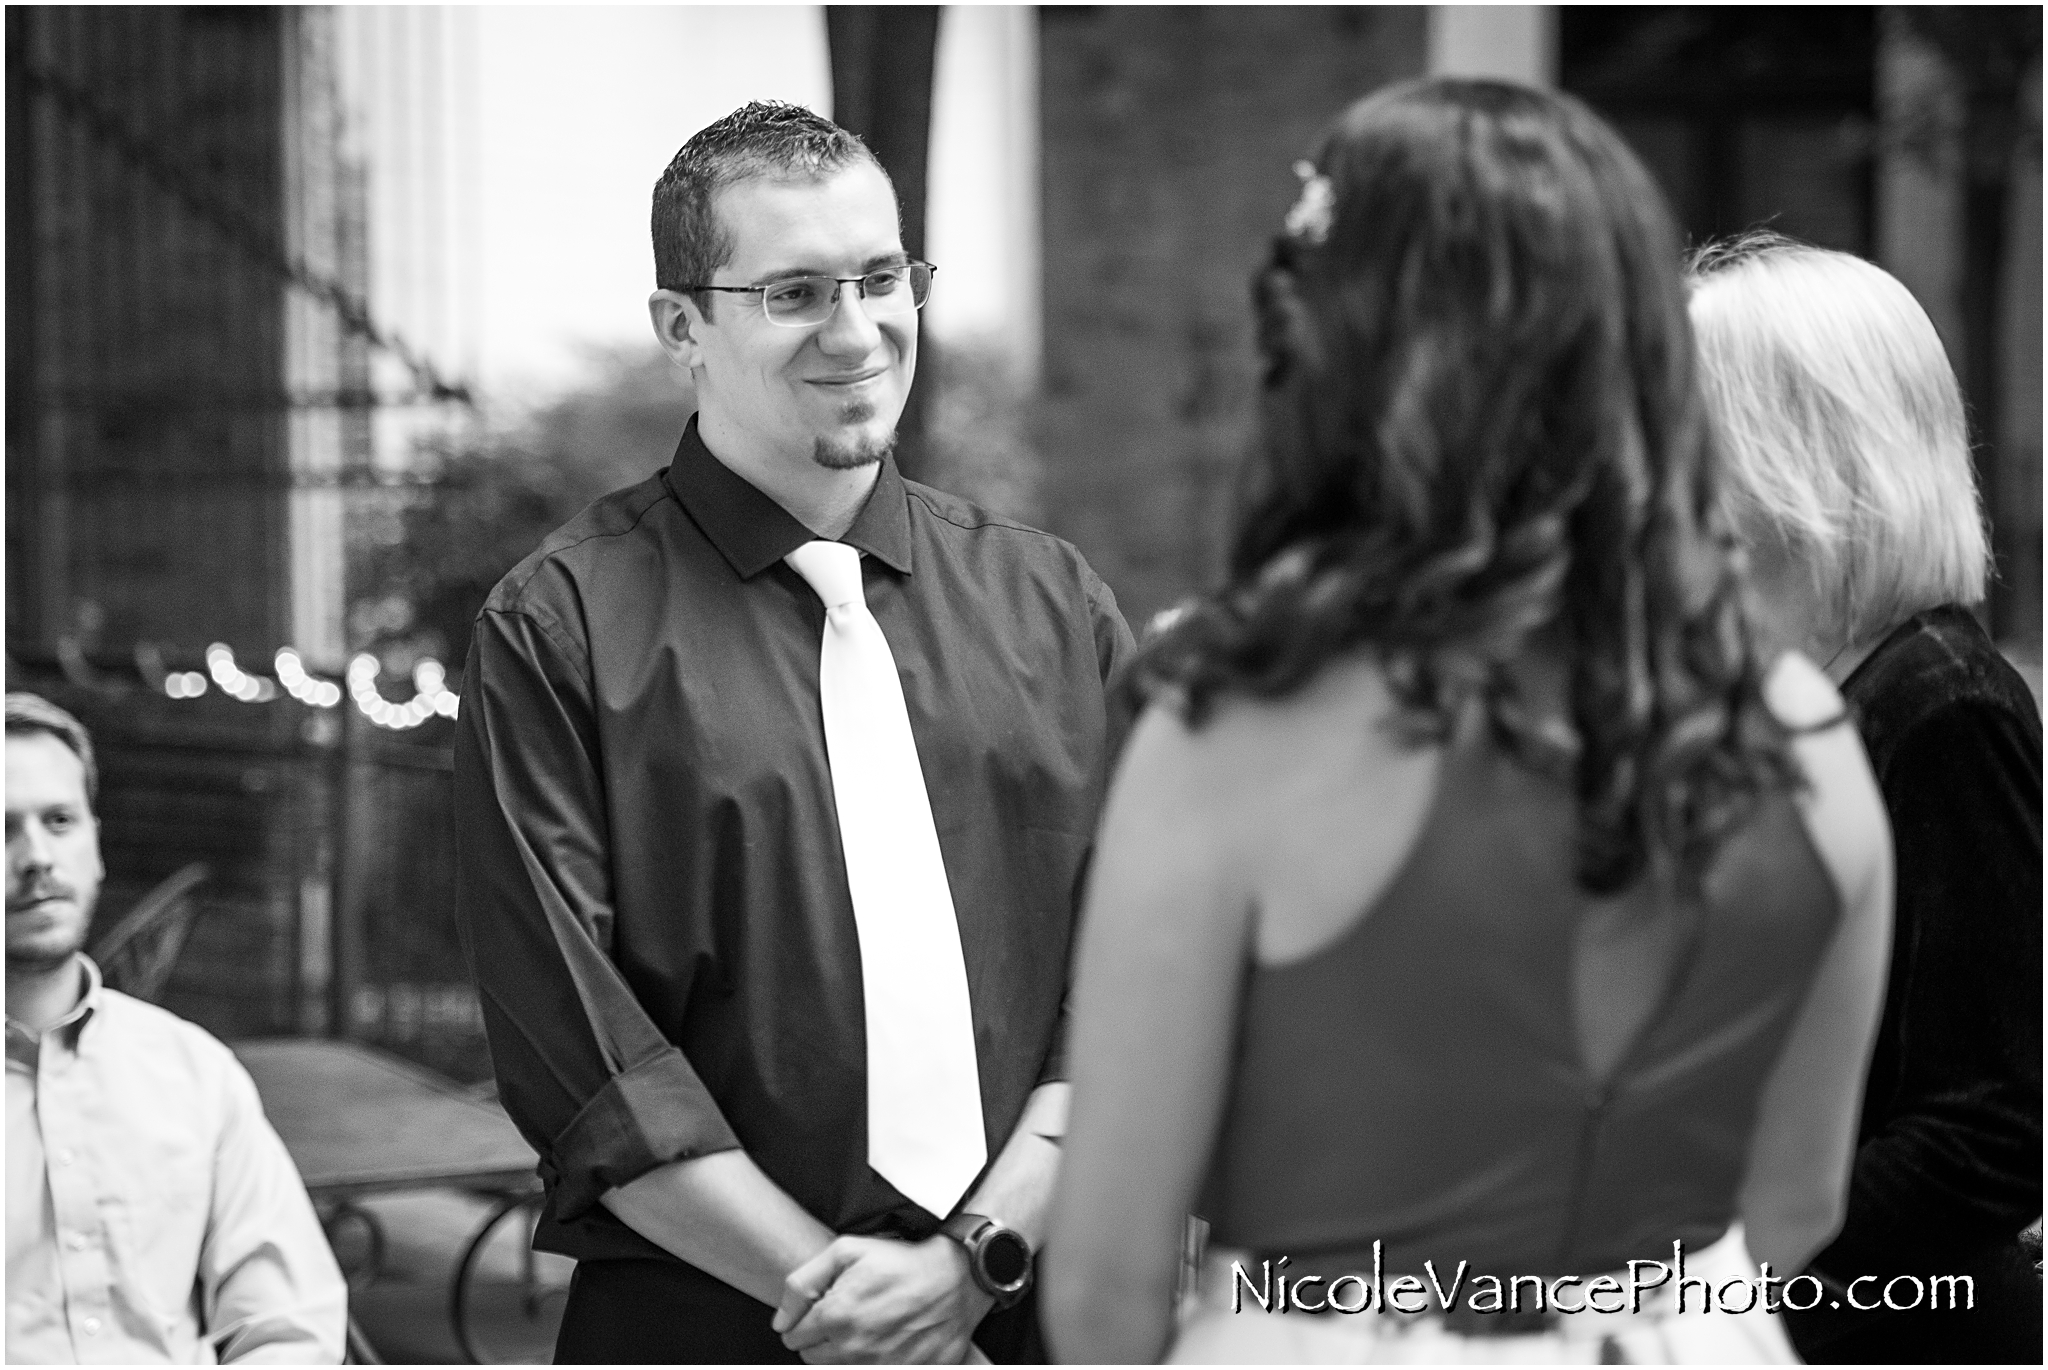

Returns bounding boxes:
[1230,1243,1974,1318]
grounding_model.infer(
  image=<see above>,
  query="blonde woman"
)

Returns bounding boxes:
[1689,234,2041,1363]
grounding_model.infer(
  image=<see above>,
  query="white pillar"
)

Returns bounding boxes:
[927,5,1042,387]
[282,7,347,669]
[1426,6,1557,87]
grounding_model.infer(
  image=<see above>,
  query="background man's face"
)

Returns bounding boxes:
[6,732,103,973]
[690,160,916,471]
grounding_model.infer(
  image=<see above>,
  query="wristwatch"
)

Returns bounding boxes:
[940,1212,1034,1308]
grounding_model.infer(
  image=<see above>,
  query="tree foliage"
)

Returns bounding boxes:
[349,346,694,674]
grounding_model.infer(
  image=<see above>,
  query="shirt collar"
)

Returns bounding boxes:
[662,415,915,580]
[4,955,103,1071]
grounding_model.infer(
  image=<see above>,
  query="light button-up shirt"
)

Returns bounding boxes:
[6,957,346,1363]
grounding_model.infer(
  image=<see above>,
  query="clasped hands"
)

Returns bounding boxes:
[772,1232,997,1364]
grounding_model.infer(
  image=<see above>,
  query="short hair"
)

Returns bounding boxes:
[650,100,881,309]
[1687,232,1989,644]
[6,692,98,809]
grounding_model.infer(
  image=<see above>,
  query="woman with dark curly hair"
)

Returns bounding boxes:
[1043,80,1893,1363]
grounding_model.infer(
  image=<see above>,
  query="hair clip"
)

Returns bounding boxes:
[1284,160,1335,246]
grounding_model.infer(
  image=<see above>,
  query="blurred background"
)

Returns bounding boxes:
[4,6,2040,1358]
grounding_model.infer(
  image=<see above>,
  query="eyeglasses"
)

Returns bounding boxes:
[683,261,936,328]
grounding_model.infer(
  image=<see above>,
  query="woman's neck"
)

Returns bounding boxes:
[1820,634,1880,687]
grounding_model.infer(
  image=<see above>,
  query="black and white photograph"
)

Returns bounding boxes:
[5,5,2040,1365]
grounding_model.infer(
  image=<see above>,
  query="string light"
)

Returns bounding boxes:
[274,648,344,709]
[151,642,457,727]
[206,643,279,703]
[349,652,459,729]
[413,658,461,719]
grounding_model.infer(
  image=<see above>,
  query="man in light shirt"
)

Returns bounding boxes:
[5,692,346,1363]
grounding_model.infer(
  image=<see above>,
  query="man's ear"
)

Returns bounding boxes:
[649,289,707,370]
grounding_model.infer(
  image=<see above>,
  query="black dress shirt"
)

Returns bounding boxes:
[454,419,1134,1262]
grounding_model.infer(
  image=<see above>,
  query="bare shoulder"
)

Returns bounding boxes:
[1162,653,1444,964]
[1122,653,1410,804]
[1767,652,1891,920]
[1762,651,1848,732]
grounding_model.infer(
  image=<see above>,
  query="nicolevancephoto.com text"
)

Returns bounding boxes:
[1230,1242,1977,1319]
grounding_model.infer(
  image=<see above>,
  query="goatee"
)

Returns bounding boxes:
[813,429,896,471]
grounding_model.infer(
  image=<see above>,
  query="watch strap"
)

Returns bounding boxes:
[941,1212,995,1249]
[940,1211,1032,1307]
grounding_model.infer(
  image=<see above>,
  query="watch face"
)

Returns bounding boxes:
[983,1229,1031,1289]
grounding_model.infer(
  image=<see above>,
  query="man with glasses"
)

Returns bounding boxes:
[455,101,1133,1363]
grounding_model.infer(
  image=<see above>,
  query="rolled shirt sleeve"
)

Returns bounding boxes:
[455,601,742,1222]
[451,432,1133,1247]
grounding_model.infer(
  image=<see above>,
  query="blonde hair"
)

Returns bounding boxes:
[1687,233,1988,646]
[6,692,98,808]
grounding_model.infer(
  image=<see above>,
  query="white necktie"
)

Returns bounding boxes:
[785,540,986,1218]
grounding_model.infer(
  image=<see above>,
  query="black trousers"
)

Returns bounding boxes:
[553,1256,1049,1364]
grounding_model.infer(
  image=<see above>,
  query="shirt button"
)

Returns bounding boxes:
[81,1316,101,1335]
[63,1231,88,1251]
[54,1148,75,1168]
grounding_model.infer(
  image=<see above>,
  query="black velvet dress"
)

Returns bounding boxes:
[1785,606,2042,1364]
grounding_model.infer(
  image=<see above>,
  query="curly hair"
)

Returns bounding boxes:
[1134,79,1794,895]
